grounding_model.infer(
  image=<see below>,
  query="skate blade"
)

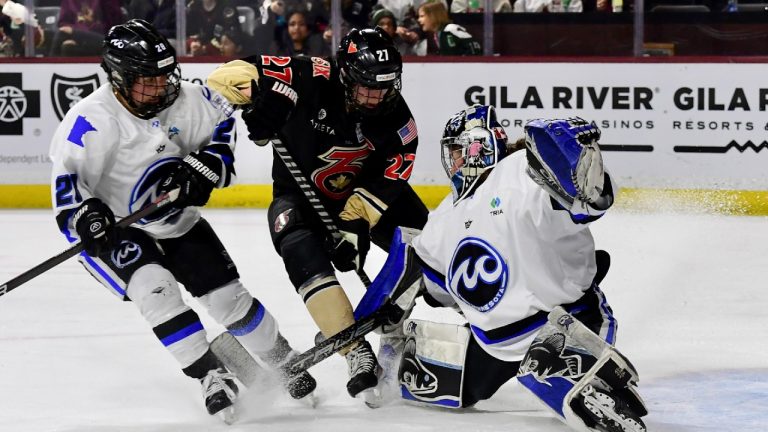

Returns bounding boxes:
[364,387,383,409]
[298,391,319,408]
[217,406,238,425]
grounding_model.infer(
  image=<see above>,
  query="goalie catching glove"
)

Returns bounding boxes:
[524,118,612,215]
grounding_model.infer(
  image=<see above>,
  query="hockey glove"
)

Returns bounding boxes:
[524,118,607,212]
[158,152,222,208]
[331,219,370,273]
[241,78,297,146]
[73,198,119,257]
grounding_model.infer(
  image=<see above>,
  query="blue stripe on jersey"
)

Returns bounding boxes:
[58,209,77,243]
[228,303,266,336]
[203,147,234,167]
[422,267,447,291]
[160,321,205,346]
[472,304,588,345]
[81,252,126,297]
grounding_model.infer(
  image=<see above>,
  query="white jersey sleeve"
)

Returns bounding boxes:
[49,82,237,241]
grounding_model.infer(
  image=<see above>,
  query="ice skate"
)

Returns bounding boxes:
[573,384,647,432]
[201,368,239,423]
[345,340,380,398]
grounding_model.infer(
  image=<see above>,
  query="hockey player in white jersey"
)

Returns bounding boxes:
[48,19,315,419]
[359,105,647,431]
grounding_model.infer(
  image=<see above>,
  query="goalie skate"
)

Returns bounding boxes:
[573,384,646,432]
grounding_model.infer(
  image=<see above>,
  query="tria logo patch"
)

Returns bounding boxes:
[347,42,358,54]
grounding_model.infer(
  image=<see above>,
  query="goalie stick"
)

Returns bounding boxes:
[270,137,373,287]
[0,189,180,298]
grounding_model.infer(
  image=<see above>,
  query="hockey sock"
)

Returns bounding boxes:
[300,274,358,355]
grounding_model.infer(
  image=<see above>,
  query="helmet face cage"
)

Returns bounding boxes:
[441,105,508,203]
[101,19,181,119]
[337,28,402,115]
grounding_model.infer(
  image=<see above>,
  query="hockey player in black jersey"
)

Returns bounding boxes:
[207,27,429,398]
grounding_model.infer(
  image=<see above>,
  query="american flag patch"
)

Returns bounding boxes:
[397,118,418,145]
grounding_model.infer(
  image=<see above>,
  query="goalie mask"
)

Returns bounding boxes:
[101,19,181,119]
[441,105,509,204]
[337,27,402,115]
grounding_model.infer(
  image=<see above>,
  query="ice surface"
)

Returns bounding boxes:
[0,209,765,432]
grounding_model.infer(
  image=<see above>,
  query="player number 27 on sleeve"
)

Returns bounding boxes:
[384,153,416,180]
[54,173,83,207]
[260,56,293,85]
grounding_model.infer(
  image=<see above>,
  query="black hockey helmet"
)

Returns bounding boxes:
[101,19,181,119]
[336,27,402,115]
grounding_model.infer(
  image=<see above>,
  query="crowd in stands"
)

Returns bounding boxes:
[0,0,755,57]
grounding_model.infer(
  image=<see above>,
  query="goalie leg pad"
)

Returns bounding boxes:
[517,307,646,432]
[398,319,470,408]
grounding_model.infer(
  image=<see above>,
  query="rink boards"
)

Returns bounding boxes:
[1,59,767,213]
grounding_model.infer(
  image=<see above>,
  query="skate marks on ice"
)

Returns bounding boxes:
[642,369,768,432]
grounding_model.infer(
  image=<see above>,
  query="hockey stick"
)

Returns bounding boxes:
[0,189,180,298]
[270,137,373,287]
[282,304,401,376]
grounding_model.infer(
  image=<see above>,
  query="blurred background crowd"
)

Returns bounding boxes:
[1,0,766,58]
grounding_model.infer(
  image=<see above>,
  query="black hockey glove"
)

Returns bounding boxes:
[331,219,370,273]
[73,198,119,257]
[240,78,297,145]
[158,152,221,208]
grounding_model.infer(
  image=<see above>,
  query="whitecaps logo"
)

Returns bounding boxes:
[129,157,182,223]
[447,237,508,312]
[111,241,142,269]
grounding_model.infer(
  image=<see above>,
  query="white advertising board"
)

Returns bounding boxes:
[1,61,767,189]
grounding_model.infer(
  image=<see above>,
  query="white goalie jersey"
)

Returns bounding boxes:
[49,81,237,241]
[411,150,615,363]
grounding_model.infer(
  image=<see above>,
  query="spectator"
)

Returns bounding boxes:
[451,0,513,12]
[272,8,330,56]
[417,1,481,55]
[284,0,329,31]
[513,0,583,12]
[0,0,45,56]
[342,0,376,29]
[218,24,245,56]
[369,5,421,55]
[49,0,123,56]
[125,0,176,39]
[377,0,420,31]
[187,0,241,56]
